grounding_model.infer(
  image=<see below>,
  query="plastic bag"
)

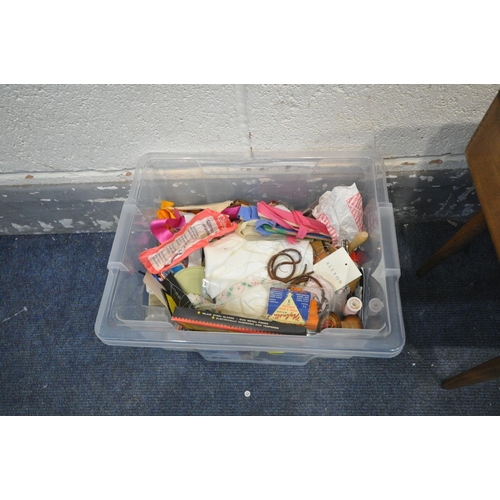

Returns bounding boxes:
[312,183,364,246]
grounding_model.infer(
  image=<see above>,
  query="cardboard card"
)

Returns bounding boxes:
[313,247,361,291]
[267,287,311,325]
[159,272,193,309]
[143,271,192,315]
[171,307,307,335]
[143,271,175,313]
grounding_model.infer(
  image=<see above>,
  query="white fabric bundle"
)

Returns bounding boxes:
[203,233,313,318]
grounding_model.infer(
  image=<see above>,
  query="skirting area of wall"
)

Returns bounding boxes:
[384,154,479,222]
[0,155,479,236]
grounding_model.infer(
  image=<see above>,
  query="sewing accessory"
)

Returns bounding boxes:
[266,249,328,331]
[267,287,311,326]
[343,297,362,316]
[267,249,326,303]
[171,307,308,335]
[157,200,176,219]
[368,298,384,314]
[348,231,369,254]
[150,208,186,243]
[267,248,304,281]
[139,209,237,275]
[321,312,342,329]
[255,220,331,241]
[341,315,363,329]
[365,298,385,329]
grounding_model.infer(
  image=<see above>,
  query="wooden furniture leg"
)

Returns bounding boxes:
[442,356,500,390]
[416,209,488,277]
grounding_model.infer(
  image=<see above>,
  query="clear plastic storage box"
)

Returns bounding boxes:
[95,152,405,365]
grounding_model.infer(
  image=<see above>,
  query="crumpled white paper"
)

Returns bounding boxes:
[312,183,364,246]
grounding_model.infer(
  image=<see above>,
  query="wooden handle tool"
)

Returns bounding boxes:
[348,231,369,254]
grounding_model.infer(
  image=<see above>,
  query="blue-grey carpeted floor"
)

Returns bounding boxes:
[1,220,499,415]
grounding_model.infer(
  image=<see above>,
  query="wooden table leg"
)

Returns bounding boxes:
[442,356,500,390]
[417,209,487,277]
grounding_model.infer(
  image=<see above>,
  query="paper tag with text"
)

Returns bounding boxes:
[313,247,361,291]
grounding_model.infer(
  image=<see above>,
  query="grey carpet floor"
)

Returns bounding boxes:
[1,220,499,415]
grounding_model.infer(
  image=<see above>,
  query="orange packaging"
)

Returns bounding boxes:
[139,209,237,275]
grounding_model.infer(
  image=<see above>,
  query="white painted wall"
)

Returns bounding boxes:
[0,84,498,180]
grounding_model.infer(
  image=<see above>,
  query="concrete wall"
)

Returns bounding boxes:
[1,84,498,233]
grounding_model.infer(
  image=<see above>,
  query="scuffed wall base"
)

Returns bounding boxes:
[0,182,131,235]
[384,155,479,222]
[0,159,479,236]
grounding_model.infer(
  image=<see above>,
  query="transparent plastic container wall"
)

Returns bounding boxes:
[95,152,405,365]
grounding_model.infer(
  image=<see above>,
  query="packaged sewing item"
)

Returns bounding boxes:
[142,271,192,315]
[197,276,327,332]
[139,208,237,275]
[170,307,307,335]
[266,287,310,325]
[266,286,318,329]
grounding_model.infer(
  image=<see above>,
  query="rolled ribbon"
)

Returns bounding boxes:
[157,200,176,220]
[150,208,186,243]
[257,201,329,240]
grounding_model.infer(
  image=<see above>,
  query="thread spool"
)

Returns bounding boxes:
[365,298,384,330]
[321,312,342,329]
[341,315,363,329]
[321,312,363,329]
[368,298,384,315]
[343,297,362,316]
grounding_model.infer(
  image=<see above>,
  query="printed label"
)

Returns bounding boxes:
[148,217,218,271]
[267,287,311,325]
